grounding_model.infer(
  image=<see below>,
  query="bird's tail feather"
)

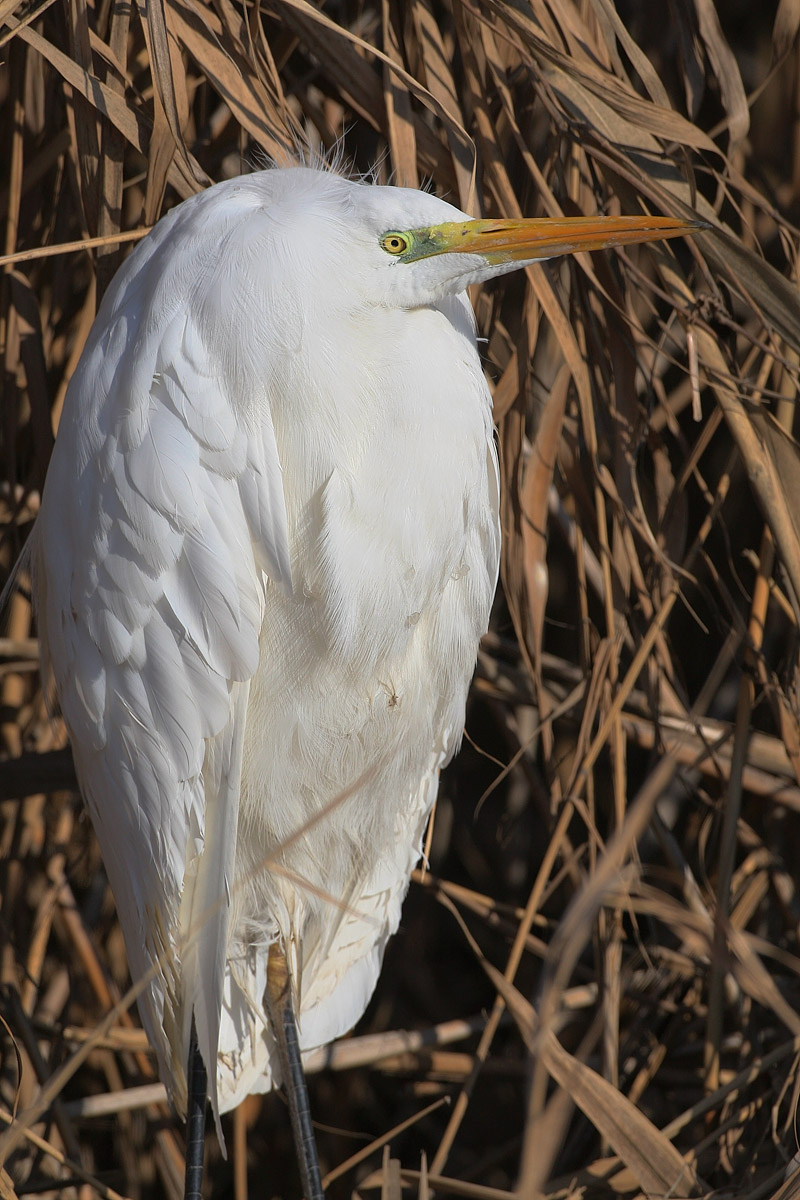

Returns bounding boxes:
[179,680,250,1150]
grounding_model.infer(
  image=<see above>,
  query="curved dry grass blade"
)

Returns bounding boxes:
[589,0,671,108]
[321,1097,447,1190]
[168,0,297,161]
[697,329,800,612]
[482,0,722,152]
[0,1105,126,1200]
[12,19,199,200]
[4,1,800,1195]
[772,0,800,60]
[521,363,570,671]
[6,271,52,474]
[64,0,100,238]
[137,0,208,188]
[278,0,476,170]
[488,964,704,1198]
[413,0,474,210]
[692,0,749,144]
[93,0,129,299]
[381,0,418,188]
[697,229,800,357]
[429,800,577,1176]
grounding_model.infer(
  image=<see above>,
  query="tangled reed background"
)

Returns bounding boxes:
[3,0,800,1197]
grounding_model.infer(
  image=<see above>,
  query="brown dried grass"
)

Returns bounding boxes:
[2,1,800,1198]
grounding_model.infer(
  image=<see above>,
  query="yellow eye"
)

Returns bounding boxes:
[381,232,410,255]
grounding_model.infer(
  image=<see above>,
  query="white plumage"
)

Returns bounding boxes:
[29,162,693,1141]
[32,165,500,1127]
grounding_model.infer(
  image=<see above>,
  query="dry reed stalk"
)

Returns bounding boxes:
[2,1,800,1197]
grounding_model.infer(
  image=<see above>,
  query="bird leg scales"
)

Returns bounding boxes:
[266,940,325,1200]
[184,1016,207,1200]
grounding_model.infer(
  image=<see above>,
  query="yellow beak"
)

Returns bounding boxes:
[405,215,705,264]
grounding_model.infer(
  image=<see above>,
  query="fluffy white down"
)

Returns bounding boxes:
[32,166,500,1127]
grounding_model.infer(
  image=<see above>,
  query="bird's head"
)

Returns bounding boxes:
[271,169,705,311]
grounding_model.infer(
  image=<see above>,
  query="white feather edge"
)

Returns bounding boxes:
[178,680,251,1145]
[214,757,441,1112]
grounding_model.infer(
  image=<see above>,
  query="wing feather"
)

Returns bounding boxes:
[32,179,292,1121]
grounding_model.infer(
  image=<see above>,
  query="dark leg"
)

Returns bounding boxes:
[184,1016,208,1200]
[266,942,325,1200]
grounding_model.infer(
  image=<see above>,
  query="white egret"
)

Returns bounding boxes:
[26,163,699,1196]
